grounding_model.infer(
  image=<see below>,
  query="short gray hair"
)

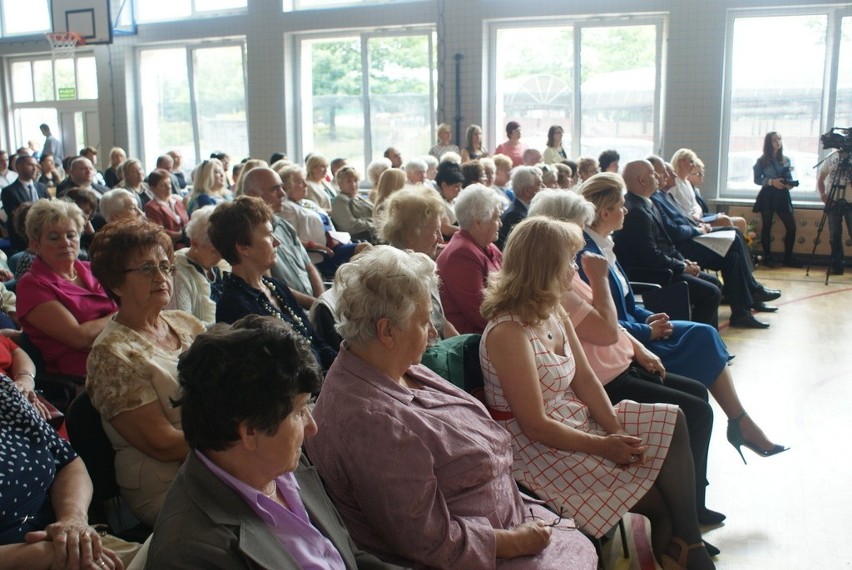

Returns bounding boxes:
[333,245,436,345]
[185,205,216,245]
[454,184,503,229]
[528,189,596,227]
[511,166,541,195]
[100,188,137,222]
[366,158,392,186]
[404,158,427,175]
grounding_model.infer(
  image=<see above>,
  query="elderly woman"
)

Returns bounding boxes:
[278,164,361,276]
[555,162,575,189]
[543,125,567,164]
[436,184,503,335]
[144,168,189,248]
[428,123,460,159]
[380,186,458,340]
[147,316,399,569]
[434,160,465,238]
[576,156,600,182]
[187,158,231,213]
[579,173,786,464]
[0,378,129,570]
[16,201,116,381]
[305,246,597,569]
[38,153,62,195]
[99,188,145,224]
[304,153,337,212]
[528,189,722,529]
[166,206,223,325]
[103,147,126,188]
[460,124,488,163]
[330,165,375,242]
[403,157,427,185]
[86,219,205,527]
[116,159,152,209]
[209,196,337,372]
[495,121,527,168]
[365,157,392,192]
[480,216,715,570]
[370,167,406,218]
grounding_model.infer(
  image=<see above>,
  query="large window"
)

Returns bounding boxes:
[0,0,50,36]
[136,0,246,23]
[722,9,851,199]
[138,43,248,168]
[489,17,662,163]
[298,30,436,174]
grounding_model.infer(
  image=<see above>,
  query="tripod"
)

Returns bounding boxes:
[806,151,852,284]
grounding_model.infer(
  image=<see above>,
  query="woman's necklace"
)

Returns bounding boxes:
[62,268,79,282]
[257,277,313,339]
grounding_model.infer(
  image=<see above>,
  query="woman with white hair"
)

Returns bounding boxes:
[99,188,145,223]
[166,206,225,324]
[305,245,598,569]
[116,158,152,208]
[403,158,427,185]
[436,184,503,334]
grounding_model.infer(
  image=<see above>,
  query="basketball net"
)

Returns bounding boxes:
[46,31,85,60]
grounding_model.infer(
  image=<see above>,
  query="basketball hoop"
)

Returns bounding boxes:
[46,32,85,59]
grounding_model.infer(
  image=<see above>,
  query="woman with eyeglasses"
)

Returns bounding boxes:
[16,200,117,387]
[86,219,205,527]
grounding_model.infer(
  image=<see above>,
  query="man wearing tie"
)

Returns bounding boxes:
[2,154,49,251]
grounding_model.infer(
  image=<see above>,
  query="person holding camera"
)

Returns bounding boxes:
[752,132,802,268]
[817,146,852,275]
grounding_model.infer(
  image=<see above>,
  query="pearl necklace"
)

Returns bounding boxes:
[257,277,312,339]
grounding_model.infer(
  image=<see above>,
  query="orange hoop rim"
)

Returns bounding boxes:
[46,31,86,47]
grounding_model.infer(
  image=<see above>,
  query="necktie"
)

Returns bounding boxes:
[28,184,38,201]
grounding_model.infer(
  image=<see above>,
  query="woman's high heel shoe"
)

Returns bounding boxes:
[661,537,715,569]
[727,412,789,464]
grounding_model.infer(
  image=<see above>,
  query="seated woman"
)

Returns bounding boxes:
[370,167,406,219]
[434,160,464,238]
[17,200,117,381]
[87,219,206,527]
[304,153,337,213]
[143,169,189,249]
[278,164,362,276]
[579,173,787,463]
[99,189,145,224]
[186,158,231,214]
[330,165,376,242]
[379,186,458,340]
[0,378,130,570]
[527,189,722,529]
[1,332,51,421]
[116,159,152,209]
[480,217,715,569]
[436,184,503,334]
[305,246,598,569]
[166,206,224,325]
[147,315,401,569]
[208,196,337,373]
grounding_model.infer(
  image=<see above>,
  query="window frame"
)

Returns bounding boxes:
[292,26,437,171]
[134,0,247,24]
[719,5,852,202]
[0,0,51,37]
[485,13,666,160]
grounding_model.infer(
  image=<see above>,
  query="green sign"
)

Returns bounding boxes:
[58,87,76,100]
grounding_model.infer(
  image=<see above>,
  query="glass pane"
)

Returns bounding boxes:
[74,112,86,156]
[55,58,76,100]
[494,27,574,156]
[77,56,98,99]
[139,48,193,167]
[137,0,191,22]
[10,61,33,103]
[302,37,365,172]
[726,15,826,196]
[33,60,55,101]
[580,25,657,165]
[289,0,415,11]
[196,0,246,11]
[14,108,60,157]
[368,35,433,165]
[2,0,50,35]
[835,17,852,129]
[193,45,249,160]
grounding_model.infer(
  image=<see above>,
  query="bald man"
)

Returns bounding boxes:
[614,160,722,328]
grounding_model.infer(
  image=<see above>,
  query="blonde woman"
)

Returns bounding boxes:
[429,123,460,159]
[371,167,407,219]
[187,158,231,214]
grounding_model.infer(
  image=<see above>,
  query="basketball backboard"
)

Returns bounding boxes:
[51,0,113,45]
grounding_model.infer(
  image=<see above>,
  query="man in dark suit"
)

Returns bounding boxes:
[497,165,543,249]
[614,159,723,328]
[56,157,110,197]
[2,154,50,251]
[148,315,401,570]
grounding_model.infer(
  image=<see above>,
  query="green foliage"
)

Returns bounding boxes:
[581,26,656,82]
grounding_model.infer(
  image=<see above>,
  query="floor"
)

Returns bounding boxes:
[607,263,852,569]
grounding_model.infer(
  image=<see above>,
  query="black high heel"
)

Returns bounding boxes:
[727,412,789,464]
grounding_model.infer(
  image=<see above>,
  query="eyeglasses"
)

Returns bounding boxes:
[525,507,577,531]
[123,262,176,278]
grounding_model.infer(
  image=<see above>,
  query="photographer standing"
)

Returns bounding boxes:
[752,132,802,267]
[817,148,852,275]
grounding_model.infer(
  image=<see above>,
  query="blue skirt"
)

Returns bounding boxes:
[644,320,728,387]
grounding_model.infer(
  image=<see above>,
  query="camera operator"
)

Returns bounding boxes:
[753,131,802,268]
[817,143,852,275]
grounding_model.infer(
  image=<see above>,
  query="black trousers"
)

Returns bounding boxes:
[673,271,721,329]
[604,365,714,511]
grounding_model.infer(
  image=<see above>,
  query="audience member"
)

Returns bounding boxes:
[2,154,49,251]
[429,123,460,159]
[117,159,153,208]
[331,165,375,242]
[56,157,109,198]
[144,169,189,248]
[543,125,568,164]
[104,147,126,188]
[598,149,620,173]
[304,153,337,212]
[37,153,62,195]
[371,167,406,218]
[187,158,230,213]
[100,188,145,224]
[460,123,488,162]
[433,160,464,238]
[383,146,403,168]
[495,121,527,167]
[496,165,543,249]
